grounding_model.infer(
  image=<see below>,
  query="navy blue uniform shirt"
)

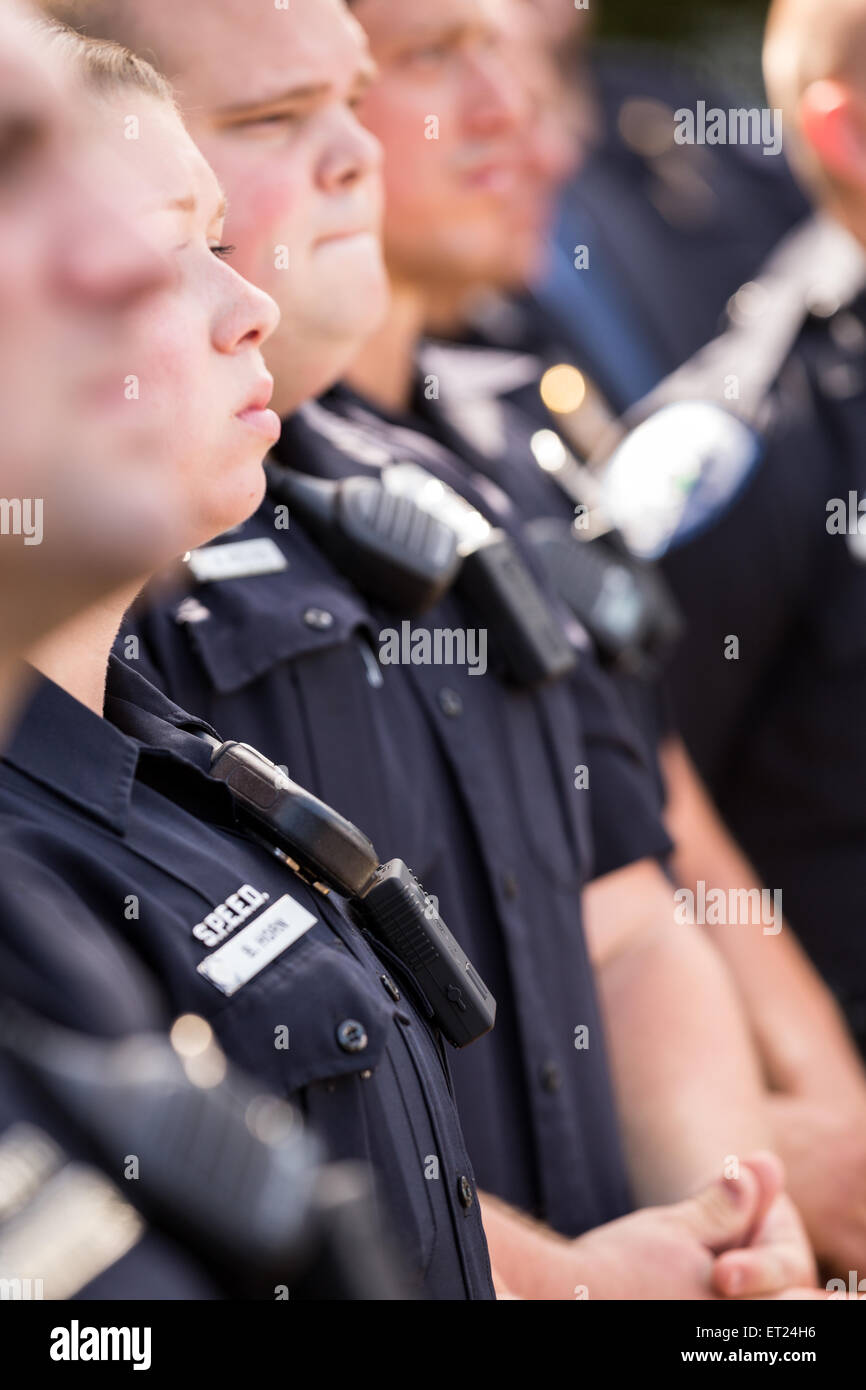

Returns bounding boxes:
[0,660,494,1300]
[653,288,866,1051]
[411,349,673,790]
[124,390,672,1237]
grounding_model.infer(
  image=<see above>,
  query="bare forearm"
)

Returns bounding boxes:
[661,735,866,1098]
[586,861,770,1206]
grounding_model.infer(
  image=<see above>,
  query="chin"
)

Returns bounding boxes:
[204,466,268,544]
[315,248,389,320]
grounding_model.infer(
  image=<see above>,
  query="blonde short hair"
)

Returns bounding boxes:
[36,16,176,107]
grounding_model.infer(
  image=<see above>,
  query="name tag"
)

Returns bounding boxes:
[186,538,288,583]
[196,895,317,996]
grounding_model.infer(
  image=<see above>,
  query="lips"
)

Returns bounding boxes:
[234,373,281,442]
[461,162,519,194]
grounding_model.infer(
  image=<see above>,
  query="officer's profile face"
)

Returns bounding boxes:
[90,90,281,552]
[470,3,587,293]
[350,0,538,294]
[124,0,388,417]
[0,3,190,671]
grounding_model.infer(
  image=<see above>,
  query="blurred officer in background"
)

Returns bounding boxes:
[595,0,866,1270]
[449,0,808,413]
[0,0,189,734]
[334,0,866,1280]
[525,1,809,405]
[0,2,399,1303]
[48,0,824,1298]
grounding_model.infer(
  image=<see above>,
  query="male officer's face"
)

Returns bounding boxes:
[0,3,186,668]
[123,0,388,417]
[351,0,549,294]
[93,91,281,552]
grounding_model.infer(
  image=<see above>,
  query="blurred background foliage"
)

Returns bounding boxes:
[595,0,772,97]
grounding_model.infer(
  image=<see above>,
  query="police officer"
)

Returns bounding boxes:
[429,9,808,419]
[48,0,824,1298]
[531,36,809,406]
[638,0,866,1046]
[0,0,191,730]
[594,0,866,1273]
[0,7,405,1304]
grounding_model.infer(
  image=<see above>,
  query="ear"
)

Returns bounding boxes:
[800,78,866,183]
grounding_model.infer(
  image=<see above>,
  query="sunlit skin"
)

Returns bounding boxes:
[98,93,281,551]
[351,0,533,295]
[27,84,280,715]
[353,0,591,318]
[127,0,389,416]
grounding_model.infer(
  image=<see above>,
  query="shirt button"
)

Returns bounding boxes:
[502,871,519,900]
[438,687,463,718]
[304,606,334,631]
[457,1175,475,1209]
[380,973,401,1002]
[336,1019,368,1053]
[540,1061,562,1094]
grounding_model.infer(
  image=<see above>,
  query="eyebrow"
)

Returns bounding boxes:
[166,191,229,220]
[394,21,477,45]
[212,60,378,122]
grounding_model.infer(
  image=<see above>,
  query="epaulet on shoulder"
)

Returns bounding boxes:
[628,214,866,426]
[597,215,866,559]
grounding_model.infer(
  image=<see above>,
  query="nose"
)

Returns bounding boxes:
[317,107,383,193]
[213,270,280,356]
[464,47,528,137]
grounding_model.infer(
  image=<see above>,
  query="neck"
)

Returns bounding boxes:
[27,581,144,717]
[345,279,426,415]
[424,285,477,340]
[0,659,31,746]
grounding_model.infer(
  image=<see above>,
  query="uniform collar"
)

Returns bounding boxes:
[102,653,220,764]
[417,340,541,401]
[2,656,220,834]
